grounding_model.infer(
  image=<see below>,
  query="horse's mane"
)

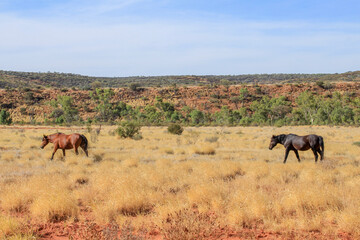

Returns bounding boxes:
[277,134,287,143]
[50,132,64,136]
[47,132,65,138]
[278,133,298,144]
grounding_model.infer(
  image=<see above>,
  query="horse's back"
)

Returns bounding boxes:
[68,133,82,143]
[286,134,310,151]
[57,133,81,148]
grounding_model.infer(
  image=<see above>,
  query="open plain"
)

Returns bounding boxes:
[0,125,359,239]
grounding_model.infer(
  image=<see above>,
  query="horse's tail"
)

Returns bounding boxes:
[80,134,89,156]
[319,136,324,160]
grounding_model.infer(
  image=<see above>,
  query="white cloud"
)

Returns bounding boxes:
[0,13,359,76]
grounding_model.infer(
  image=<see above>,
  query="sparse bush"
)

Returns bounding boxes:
[323,81,333,89]
[22,87,31,92]
[205,136,218,143]
[353,142,360,147]
[163,148,174,154]
[167,124,184,135]
[132,133,143,141]
[69,222,104,240]
[24,92,35,103]
[116,121,141,139]
[193,146,216,155]
[119,221,147,240]
[129,83,141,92]
[90,81,102,89]
[161,208,222,240]
[20,107,27,115]
[93,154,103,163]
[316,80,325,88]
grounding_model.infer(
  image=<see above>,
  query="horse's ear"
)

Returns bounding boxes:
[43,134,47,139]
[272,135,275,138]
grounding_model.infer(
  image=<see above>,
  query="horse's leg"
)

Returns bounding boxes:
[74,145,79,155]
[316,145,324,161]
[62,149,66,157]
[312,148,318,163]
[316,149,323,161]
[293,149,301,162]
[80,136,88,157]
[283,147,291,164]
[51,144,59,160]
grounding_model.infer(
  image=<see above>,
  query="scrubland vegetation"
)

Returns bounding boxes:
[0,125,359,239]
[1,82,360,127]
[1,70,360,89]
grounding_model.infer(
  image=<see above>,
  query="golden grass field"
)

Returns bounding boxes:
[0,125,359,239]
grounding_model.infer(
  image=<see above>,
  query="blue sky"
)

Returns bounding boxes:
[0,0,359,76]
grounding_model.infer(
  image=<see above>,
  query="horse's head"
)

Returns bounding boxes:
[269,135,279,150]
[41,135,49,149]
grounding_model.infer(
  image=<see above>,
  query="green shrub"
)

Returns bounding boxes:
[129,83,140,91]
[0,109,12,125]
[132,133,143,141]
[190,110,204,125]
[168,124,184,135]
[116,121,141,139]
[316,80,325,88]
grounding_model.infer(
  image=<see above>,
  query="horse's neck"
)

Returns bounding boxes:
[279,135,287,145]
[48,133,61,142]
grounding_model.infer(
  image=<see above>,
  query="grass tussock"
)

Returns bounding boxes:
[29,186,78,222]
[192,145,216,155]
[0,215,21,238]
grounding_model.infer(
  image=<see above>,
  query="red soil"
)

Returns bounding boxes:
[3,206,355,240]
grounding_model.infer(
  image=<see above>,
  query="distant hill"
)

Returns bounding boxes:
[0,70,359,89]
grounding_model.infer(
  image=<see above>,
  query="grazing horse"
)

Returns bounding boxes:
[40,133,88,160]
[269,134,324,163]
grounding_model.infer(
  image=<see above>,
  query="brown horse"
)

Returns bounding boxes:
[41,133,88,160]
[269,134,324,163]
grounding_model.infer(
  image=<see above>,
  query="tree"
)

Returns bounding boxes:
[230,96,240,109]
[50,95,79,123]
[190,110,205,125]
[268,96,292,125]
[295,91,321,125]
[90,88,115,122]
[239,88,249,107]
[213,106,233,125]
[250,97,271,125]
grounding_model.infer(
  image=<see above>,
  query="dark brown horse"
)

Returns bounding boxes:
[269,134,324,163]
[41,133,88,160]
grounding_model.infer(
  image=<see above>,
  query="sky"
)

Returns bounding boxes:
[0,0,359,77]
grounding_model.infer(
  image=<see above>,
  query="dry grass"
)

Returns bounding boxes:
[0,215,21,237]
[0,125,359,238]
